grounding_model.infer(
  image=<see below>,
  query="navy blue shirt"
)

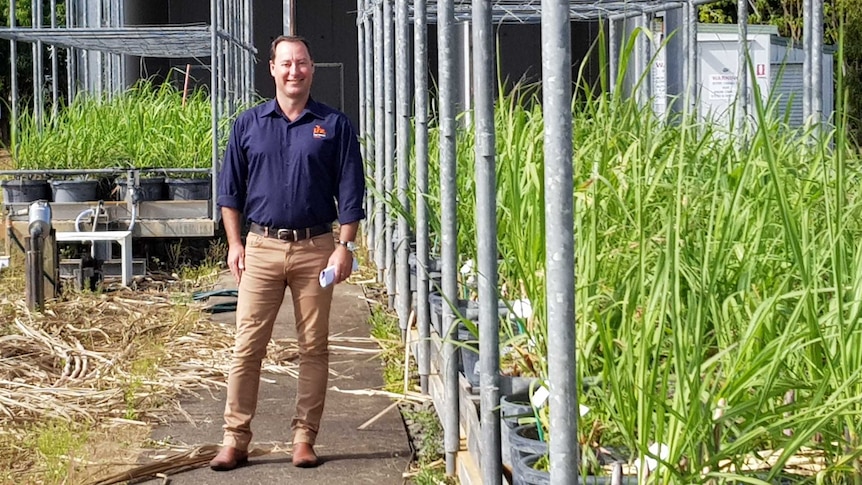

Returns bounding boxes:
[217,98,366,229]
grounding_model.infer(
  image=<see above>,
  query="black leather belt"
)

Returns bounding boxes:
[249,222,331,242]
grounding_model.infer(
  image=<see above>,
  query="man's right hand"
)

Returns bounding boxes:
[220,207,245,284]
[227,243,245,284]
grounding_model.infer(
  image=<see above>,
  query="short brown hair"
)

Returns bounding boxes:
[270,35,313,61]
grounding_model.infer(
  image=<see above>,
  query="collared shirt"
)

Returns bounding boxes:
[217,98,366,229]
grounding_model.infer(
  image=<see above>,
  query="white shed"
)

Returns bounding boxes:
[649,22,833,127]
[698,23,832,127]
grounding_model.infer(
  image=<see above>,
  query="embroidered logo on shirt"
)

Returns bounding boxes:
[313,125,327,139]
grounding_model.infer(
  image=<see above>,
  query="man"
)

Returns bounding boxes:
[210,35,365,471]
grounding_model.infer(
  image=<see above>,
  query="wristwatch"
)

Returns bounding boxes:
[338,240,357,252]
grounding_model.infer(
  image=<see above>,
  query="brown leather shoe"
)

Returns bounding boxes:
[292,442,320,468]
[209,446,249,471]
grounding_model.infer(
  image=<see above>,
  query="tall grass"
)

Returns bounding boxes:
[401,50,862,485]
[9,80,228,173]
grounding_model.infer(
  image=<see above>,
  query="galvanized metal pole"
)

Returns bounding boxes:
[608,19,618,93]
[50,0,58,118]
[438,0,460,476]
[664,6,685,116]
[283,0,294,35]
[33,0,43,124]
[811,0,823,124]
[357,0,367,183]
[638,13,651,106]
[384,0,397,308]
[364,0,376,251]
[542,1,578,484]
[395,0,412,338]
[687,1,698,115]
[217,0,225,128]
[473,1,501,483]
[118,0,126,89]
[10,0,18,149]
[110,0,121,93]
[802,0,811,121]
[211,0,219,205]
[736,0,748,135]
[65,0,75,103]
[374,0,386,283]
[245,0,254,106]
[414,0,431,395]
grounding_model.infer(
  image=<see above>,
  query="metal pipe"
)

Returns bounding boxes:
[111,0,121,93]
[65,0,75,102]
[664,6,685,117]
[284,0,295,35]
[802,0,811,121]
[211,0,219,208]
[33,0,44,125]
[396,0,412,337]
[542,1,578,483]
[50,0,58,118]
[473,1,501,483]
[373,0,386,283]
[245,0,253,106]
[607,3,684,20]
[811,0,823,124]
[10,0,18,150]
[438,0,460,476]
[687,1,698,115]
[26,227,45,312]
[357,0,367,218]
[736,0,749,135]
[364,0,375,251]
[638,13,651,107]
[118,0,126,89]
[384,0,396,307]
[608,18,618,92]
[414,0,431,395]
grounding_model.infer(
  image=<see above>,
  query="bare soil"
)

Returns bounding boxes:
[0,148,10,170]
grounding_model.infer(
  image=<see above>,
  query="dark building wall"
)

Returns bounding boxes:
[124,0,211,87]
[425,20,604,102]
[253,0,284,101]
[294,1,361,127]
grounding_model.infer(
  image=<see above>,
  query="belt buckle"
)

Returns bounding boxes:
[276,228,297,241]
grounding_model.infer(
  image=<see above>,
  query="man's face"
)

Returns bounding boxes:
[270,40,314,101]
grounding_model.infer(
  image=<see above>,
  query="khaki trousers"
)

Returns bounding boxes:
[222,231,334,450]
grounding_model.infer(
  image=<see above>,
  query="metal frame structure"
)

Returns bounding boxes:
[357,0,828,484]
[0,0,256,238]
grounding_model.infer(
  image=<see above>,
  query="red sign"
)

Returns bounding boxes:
[756,64,766,77]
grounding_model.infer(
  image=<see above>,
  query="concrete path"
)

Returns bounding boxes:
[138,276,412,484]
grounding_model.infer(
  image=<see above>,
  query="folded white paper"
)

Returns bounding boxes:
[319,265,336,288]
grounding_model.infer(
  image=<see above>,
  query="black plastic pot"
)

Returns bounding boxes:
[1,179,51,203]
[116,177,166,201]
[457,324,480,389]
[500,392,533,468]
[428,294,475,336]
[515,453,550,485]
[51,179,99,202]
[509,424,548,481]
[166,177,211,200]
[408,252,442,292]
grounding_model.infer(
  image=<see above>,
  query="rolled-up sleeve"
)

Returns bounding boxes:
[336,116,366,225]
[217,116,248,212]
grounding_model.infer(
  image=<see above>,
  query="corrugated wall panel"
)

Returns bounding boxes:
[770,63,804,127]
